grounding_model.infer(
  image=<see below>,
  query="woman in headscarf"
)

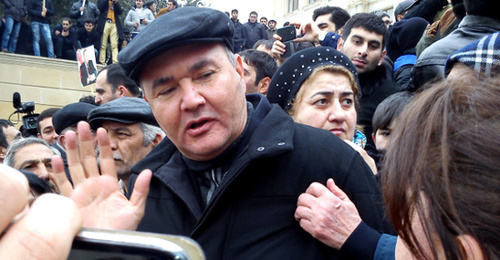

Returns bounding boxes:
[267,46,376,173]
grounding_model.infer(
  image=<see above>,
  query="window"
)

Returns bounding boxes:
[288,0,298,13]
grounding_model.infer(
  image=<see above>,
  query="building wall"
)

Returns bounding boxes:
[273,0,401,27]
[0,53,96,127]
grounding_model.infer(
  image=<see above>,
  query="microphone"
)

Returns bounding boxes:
[13,92,22,109]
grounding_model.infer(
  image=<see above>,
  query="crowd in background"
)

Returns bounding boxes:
[1,0,499,259]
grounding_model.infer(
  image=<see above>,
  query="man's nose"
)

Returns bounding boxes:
[180,81,206,111]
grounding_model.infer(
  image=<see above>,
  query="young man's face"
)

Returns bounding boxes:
[268,21,276,30]
[136,0,144,8]
[3,125,22,145]
[315,13,337,32]
[38,117,58,145]
[260,18,267,26]
[62,20,71,31]
[167,1,176,11]
[249,13,257,23]
[381,17,392,28]
[242,60,258,94]
[231,11,238,20]
[140,43,248,161]
[95,70,119,105]
[84,22,94,33]
[339,27,386,75]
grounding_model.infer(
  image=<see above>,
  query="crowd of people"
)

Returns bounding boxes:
[0,0,180,63]
[1,0,499,259]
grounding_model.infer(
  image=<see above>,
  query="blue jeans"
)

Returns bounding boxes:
[1,17,21,53]
[31,21,54,58]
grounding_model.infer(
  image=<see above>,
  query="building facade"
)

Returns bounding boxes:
[269,0,400,27]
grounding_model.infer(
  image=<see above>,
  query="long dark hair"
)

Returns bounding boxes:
[382,71,500,259]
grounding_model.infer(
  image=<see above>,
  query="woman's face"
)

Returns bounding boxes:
[292,71,357,141]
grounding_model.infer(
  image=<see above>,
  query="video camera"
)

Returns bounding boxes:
[12,92,39,135]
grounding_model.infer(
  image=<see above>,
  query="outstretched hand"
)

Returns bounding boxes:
[51,121,152,231]
[295,178,362,250]
[0,164,82,259]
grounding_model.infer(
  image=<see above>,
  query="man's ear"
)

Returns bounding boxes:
[235,54,245,79]
[257,77,271,95]
[337,37,344,51]
[59,135,66,150]
[117,85,129,97]
[456,234,484,260]
[336,26,344,36]
[378,49,386,66]
[152,133,163,147]
[0,147,7,162]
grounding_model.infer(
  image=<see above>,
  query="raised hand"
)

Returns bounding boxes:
[51,121,152,231]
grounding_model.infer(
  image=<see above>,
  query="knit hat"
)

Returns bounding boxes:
[267,47,358,112]
[394,0,417,18]
[119,7,234,82]
[87,97,158,130]
[445,32,500,77]
[392,17,428,52]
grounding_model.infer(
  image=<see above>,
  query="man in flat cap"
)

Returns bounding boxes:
[88,97,164,190]
[53,7,392,259]
[52,102,96,175]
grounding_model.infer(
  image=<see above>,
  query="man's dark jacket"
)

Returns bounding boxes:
[231,18,246,52]
[28,0,53,24]
[129,94,393,259]
[96,0,123,38]
[242,21,267,49]
[412,15,500,90]
[358,58,400,148]
[2,0,27,22]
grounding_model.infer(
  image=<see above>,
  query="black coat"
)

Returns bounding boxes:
[96,0,123,38]
[129,94,393,259]
[73,27,100,49]
[1,0,27,22]
[358,58,401,147]
[242,21,267,49]
[28,0,53,24]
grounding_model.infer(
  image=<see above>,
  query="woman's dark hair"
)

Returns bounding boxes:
[382,71,500,259]
[20,170,55,195]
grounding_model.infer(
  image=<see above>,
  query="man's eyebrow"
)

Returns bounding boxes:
[151,76,173,90]
[351,34,364,40]
[189,58,217,74]
[19,159,40,167]
[368,40,381,46]
[151,59,216,90]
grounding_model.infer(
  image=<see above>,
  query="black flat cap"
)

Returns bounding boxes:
[52,102,97,134]
[267,47,358,112]
[119,7,234,82]
[87,97,158,130]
